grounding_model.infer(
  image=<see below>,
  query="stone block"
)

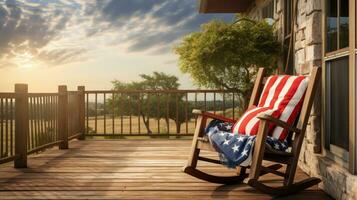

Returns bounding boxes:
[306,44,322,61]
[305,12,322,45]
[306,0,322,16]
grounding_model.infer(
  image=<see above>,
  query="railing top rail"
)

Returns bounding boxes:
[85,89,236,94]
[28,93,59,97]
[0,92,61,98]
[0,92,17,98]
[68,91,79,95]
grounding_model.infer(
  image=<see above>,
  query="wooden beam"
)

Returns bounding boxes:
[14,84,28,168]
[199,0,252,13]
[348,0,356,174]
[77,86,85,140]
[58,85,68,149]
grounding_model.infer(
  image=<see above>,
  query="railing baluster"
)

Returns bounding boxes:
[175,93,179,134]
[166,93,169,134]
[129,93,132,134]
[146,93,150,134]
[120,93,123,134]
[204,92,207,112]
[194,92,197,127]
[10,98,13,156]
[138,93,141,134]
[185,93,188,135]
[29,97,34,150]
[213,92,216,114]
[222,92,226,117]
[49,96,53,143]
[1,98,3,158]
[5,98,9,156]
[103,93,106,135]
[86,93,89,135]
[157,93,160,134]
[35,97,39,148]
[94,93,97,134]
[232,92,236,119]
[112,92,115,135]
[45,96,49,143]
[40,97,44,145]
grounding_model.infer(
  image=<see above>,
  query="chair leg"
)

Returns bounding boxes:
[183,115,249,185]
[185,115,206,168]
[248,120,269,181]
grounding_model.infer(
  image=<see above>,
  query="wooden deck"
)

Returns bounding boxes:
[0,139,331,199]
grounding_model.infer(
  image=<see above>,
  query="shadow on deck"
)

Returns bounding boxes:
[0,139,331,199]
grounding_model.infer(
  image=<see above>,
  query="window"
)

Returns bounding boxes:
[323,0,354,171]
[283,0,294,74]
[326,0,349,53]
[325,56,349,163]
[284,0,291,37]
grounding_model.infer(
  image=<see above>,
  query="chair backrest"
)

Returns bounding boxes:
[248,67,321,151]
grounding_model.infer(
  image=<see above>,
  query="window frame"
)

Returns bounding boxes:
[322,0,357,174]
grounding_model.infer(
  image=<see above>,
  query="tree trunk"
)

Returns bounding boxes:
[141,113,152,134]
[165,118,170,133]
[175,120,181,134]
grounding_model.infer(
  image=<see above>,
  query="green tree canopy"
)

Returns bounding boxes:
[110,72,191,134]
[174,19,281,110]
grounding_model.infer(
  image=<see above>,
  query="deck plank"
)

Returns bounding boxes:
[0,139,332,199]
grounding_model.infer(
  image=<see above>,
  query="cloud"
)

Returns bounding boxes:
[88,0,234,53]
[0,0,234,68]
[0,0,83,68]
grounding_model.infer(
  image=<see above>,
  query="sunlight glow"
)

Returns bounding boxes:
[13,52,38,69]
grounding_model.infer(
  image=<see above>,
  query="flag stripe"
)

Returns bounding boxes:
[232,74,308,140]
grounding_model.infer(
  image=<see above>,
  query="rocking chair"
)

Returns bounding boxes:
[183,67,321,196]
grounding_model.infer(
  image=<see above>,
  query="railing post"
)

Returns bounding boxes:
[58,85,68,149]
[14,84,28,168]
[78,86,85,140]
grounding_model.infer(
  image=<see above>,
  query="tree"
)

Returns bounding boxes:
[174,19,281,111]
[109,72,192,134]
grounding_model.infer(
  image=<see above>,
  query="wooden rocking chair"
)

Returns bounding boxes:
[183,67,321,196]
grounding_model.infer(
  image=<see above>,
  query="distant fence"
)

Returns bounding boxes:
[0,84,84,168]
[85,90,240,136]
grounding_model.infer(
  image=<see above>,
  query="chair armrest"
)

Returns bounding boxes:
[192,109,236,123]
[257,114,301,133]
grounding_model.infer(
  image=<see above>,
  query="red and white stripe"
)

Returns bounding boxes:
[232,75,309,140]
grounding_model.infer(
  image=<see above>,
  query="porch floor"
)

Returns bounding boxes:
[0,139,331,199]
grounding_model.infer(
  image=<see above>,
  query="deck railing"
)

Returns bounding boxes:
[0,93,15,165]
[0,84,85,168]
[0,84,238,168]
[85,90,239,136]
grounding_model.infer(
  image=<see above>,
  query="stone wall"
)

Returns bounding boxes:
[245,0,357,199]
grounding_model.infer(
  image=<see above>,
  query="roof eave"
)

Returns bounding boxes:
[199,0,253,13]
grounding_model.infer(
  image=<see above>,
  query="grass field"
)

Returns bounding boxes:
[86,116,198,135]
[85,107,243,136]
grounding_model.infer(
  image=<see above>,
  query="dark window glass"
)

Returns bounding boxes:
[339,0,349,48]
[326,56,349,151]
[262,0,274,19]
[326,0,338,52]
[283,0,294,74]
[283,39,294,74]
[284,0,291,37]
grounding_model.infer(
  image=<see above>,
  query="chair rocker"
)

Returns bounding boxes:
[183,67,322,196]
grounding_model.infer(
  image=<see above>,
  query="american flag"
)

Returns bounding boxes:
[205,120,288,168]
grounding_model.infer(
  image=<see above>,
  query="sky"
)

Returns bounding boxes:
[0,0,234,92]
